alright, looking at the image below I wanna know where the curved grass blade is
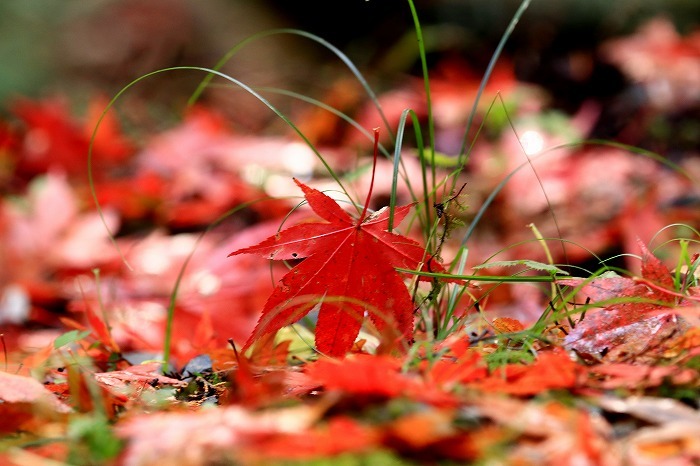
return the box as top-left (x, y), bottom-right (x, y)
top-left (161, 196), bottom-right (287, 371)
top-left (392, 109), bottom-right (424, 232)
top-left (252, 86), bottom-right (422, 225)
top-left (472, 260), bottom-right (569, 276)
top-left (88, 66), bottom-right (352, 267)
top-left (187, 28), bottom-right (395, 143)
top-left (457, 0), bottom-right (532, 166)
top-left (406, 0), bottom-right (437, 206)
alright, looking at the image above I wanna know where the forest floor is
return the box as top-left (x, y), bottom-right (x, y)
top-left (0, 9), bottom-right (699, 466)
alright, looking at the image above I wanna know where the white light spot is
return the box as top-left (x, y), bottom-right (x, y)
top-left (0, 284), bottom-right (30, 324)
top-left (192, 270), bottom-right (221, 296)
top-left (171, 234), bottom-right (198, 255)
top-left (282, 142), bottom-right (315, 178)
top-left (241, 164), bottom-right (266, 186)
top-left (520, 130), bottom-right (545, 155)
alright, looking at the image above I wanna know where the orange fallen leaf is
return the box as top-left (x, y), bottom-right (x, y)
top-left (475, 349), bottom-right (579, 395)
top-left (492, 317), bottom-right (526, 334)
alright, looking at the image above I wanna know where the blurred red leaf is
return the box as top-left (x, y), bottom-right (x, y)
top-left (304, 354), bottom-right (408, 397)
top-left (305, 354), bottom-right (408, 397)
top-left (0, 120), bottom-right (18, 154)
top-left (385, 409), bottom-right (477, 461)
top-left (0, 371), bottom-right (71, 433)
top-left (83, 96), bottom-right (135, 165)
top-left (230, 178), bottom-right (447, 357)
top-left (129, 106), bottom-right (294, 228)
top-left (301, 354), bottom-right (459, 407)
top-left (90, 171), bottom-right (165, 220)
top-left (84, 304), bottom-right (119, 353)
top-left (475, 349), bottom-right (579, 396)
top-left (11, 96), bottom-right (134, 178)
top-left (586, 362), bottom-right (698, 390)
top-left (601, 17), bottom-right (700, 111)
top-left (93, 362), bottom-right (186, 390)
top-left (255, 416), bottom-right (379, 461)
top-left (248, 331), bottom-right (291, 367)
top-left (117, 404), bottom-right (325, 465)
top-left (425, 350), bottom-right (488, 390)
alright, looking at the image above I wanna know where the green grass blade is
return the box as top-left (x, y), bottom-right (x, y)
top-left (188, 28), bottom-right (395, 143)
top-left (161, 196), bottom-right (285, 372)
top-left (458, 0), bottom-right (532, 165)
top-left (397, 268), bottom-right (573, 283)
top-left (406, 0), bottom-right (437, 207)
top-left (391, 109), bottom-right (424, 232)
top-left (89, 66), bottom-right (352, 264)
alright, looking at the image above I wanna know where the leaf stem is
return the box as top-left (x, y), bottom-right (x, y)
top-left (359, 128), bottom-right (380, 223)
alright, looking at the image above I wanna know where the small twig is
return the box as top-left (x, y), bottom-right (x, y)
top-left (581, 297), bottom-right (591, 322)
top-left (433, 182), bottom-right (467, 219)
top-left (1, 334), bottom-right (7, 372)
top-left (228, 338), bottom-right (241, 366)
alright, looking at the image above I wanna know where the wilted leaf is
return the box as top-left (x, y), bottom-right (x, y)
top-left (94, 362), bottom-right (187, 390)
top-left (564, 240), bottom-right (689, 361)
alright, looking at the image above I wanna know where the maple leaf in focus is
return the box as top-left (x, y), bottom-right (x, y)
top-left (230, 178), bottom-right (445, 357)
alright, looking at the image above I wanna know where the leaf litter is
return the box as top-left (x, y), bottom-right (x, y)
top-left (0, 11), bottom-right (699, 466)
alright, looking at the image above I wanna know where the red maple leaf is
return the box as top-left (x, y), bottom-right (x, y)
top-left (230, 177), bottom-right (444, 356)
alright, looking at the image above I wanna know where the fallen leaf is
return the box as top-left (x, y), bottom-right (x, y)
top-left (596, 395), bottom-right (700, 425)
top-left (0, 371), bottom-right (71, 433)
top-left (252, 416), bottom-right (379, 461)
top-left (304, 354), bottom-right (408, 397)
top-left (586, 363), bottom-right (698, 390)
top-left (425, 350), bottom-right (488, 390)
top-left (564, 240), bottom-right (689, 361)
top-left (94, 362), bottom-right (187, 390)
top-left (492, 317), bottom-right (526, 334)
top-left (475, 349), bottom-right (579, 395)
top-left (230, 178), bottom-right (447, 357)
top-left (625, 421), bottom-right (700, 464)
top-left (117, 404), bottom-right (324, 466)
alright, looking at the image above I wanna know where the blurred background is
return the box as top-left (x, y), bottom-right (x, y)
top-left (1, 0), bottom-right (699, 128)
